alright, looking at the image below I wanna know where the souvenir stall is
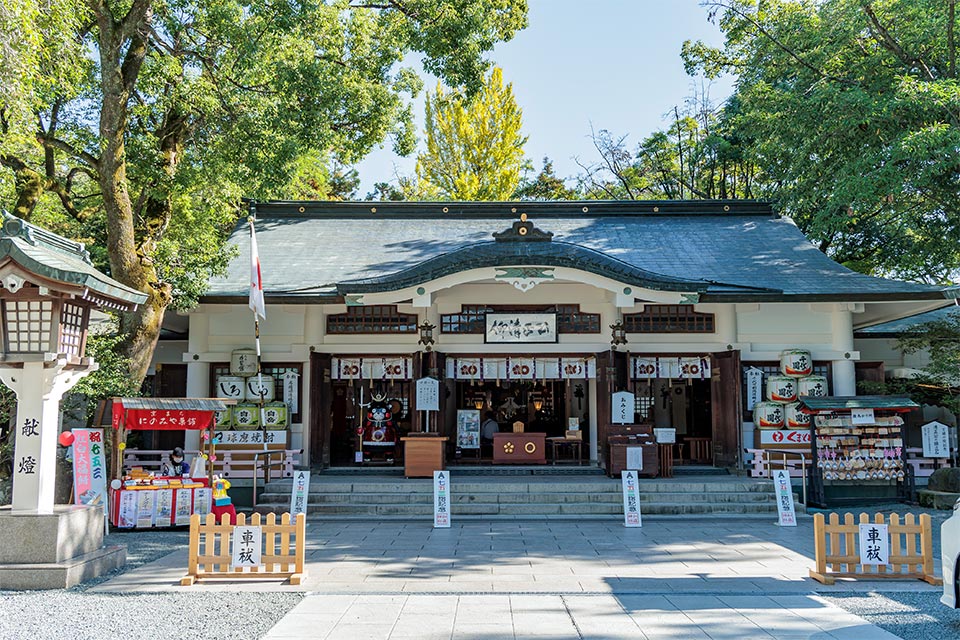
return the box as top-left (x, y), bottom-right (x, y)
top-left (798, 395), bottom-right (919, 508)
top-left (109, 397), bottom-right (230, 528)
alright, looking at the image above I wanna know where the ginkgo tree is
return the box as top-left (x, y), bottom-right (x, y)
top-left (414, 67), bottom-right (528, 200)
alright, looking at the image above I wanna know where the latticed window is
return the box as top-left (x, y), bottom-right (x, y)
top-left (623, 305), bottom-right (715, 333)
top-left (58, 301), bottom-right (88, 357)
top-left (326, 305), bottom-right (418, 334)
top-left (441, 304), bottom-right (600, 334)
top-left (555, 304), bottom-right (600, 333)
top-left (3, 299), bottom-right (54, 352)
top-left (441, 305), bottom-right (491, 333)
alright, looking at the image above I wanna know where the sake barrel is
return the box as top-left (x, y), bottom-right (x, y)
top-left (213, 407), bottom-right (233, 429)
top-left (784, 402), bottom-right (811, 428)
top-left (245, 375), bottom-right (275, 402)
top-left (753, 401), bottom-right (785, 428)
top-left (215, 376), bottom-right (246, 400)
top-left (798, 375), bottom-right (828, 398)
top-left (262, 401), bottom-right (288, 430)
top-left (233, 403), bottom-right (260, 430)
top-left (230, 348), bottom-right (258, 376)
top-left (780, 349), bottom-right (813, 377)
top-left (766, 375), bottom-right (797, 403)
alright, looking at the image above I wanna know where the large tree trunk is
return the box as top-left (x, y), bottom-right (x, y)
top-left (94, 3), bottom-right (168, 387)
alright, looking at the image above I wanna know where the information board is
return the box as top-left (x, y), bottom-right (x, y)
top-left (921, 421), bottom-right (951, 458)
top-left (416, 377), bottom-right (440, 411)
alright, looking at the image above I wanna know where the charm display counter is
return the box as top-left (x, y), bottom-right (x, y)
top-left (110, 475), bottom-right (212, 528)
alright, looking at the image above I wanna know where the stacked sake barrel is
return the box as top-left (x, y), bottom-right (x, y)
top-left (214, 348), bottom-right (288, 430)
top-left (753, 349), bottom-right (828, 430)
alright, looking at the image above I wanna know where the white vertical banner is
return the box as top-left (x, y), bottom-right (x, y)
top-left (859, 523), bottom-right (890, 565)
top-left (290, 470), bottom-right (311, 516)
top-left (193, 487), bottom-right (212, 517)
top-left (154, 489), bottom-right (174, 527)
top-left (433, 470), bottom-right (450, 528)
top-left (621, 470), bottom-right (642, 528)
top-left (136, 490), bottom-right (156, 528)
top-left (282, 370), bottom-right (300, 415)
top-left (745, 367), bottom-right (764, 411)
top-left (773, 470), bottom-right (797, 527)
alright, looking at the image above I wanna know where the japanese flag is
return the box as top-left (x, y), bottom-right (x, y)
top-left (248, 218), bottom-right (266, 320)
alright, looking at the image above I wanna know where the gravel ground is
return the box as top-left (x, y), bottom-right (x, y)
top-left (822, 592), bottom-right (960, 640)
top-left (0, 528), bottom-right (303, 640)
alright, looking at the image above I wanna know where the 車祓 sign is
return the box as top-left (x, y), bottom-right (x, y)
top-left (773, 470), bottom-right (797, 527)
top-left (921, 421), bottom-right (951, 458)
top-left (612, 391), bottom-right (635, 424)
top-left (416, 377), bottom-right (440, 412)
top-left (621, 470), bottom-right (642, 527)
top-left (485, 313), bottom-right (557, 343)
top-left (433, 471), bottom-right (450, 528)
top-left (859, 523), bottom-right (889, 565)
top-left (231, 526), bottom-right (263, 568)
top-left (290, 470), bottom-right (311, 516)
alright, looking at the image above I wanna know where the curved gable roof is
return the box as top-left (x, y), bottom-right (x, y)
top-left (204, 200), bottom-right (950, 303)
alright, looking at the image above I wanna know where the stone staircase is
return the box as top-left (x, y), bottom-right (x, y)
top-left (255, 473), bottom-right (790, 518)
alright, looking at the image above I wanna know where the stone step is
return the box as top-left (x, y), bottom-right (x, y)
top-left (257, 489), bottom-right (778, 506)
top-left (256, 501), bottom-right (781, 517)
top-left (262, 480), bottom-right (775, 495)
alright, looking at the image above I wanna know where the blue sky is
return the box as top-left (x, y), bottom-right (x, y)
top-left (354, 0), bottom-right (735, 194)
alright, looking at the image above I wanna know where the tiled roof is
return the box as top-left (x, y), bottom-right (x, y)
top-left (855, 305), bottom-right (959, 337)
top-left (204, 200), bottom-right (950, 303)
top-left (0, 213), bottom-right (147, 308)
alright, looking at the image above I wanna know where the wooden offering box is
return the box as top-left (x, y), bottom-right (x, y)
top-left (493, 432), bottom-right (547, 464)
top-left (607, 425), bottom-right (658, 478)
top-left (401, 435), bottom-right (448, 478)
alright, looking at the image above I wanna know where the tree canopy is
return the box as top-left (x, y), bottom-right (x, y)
top-left (683, 0), bottom-right (960, 281)
top-left (413, 66), bottom-right (527, 200)
top-left (0, 0), bottom-right (528, 384)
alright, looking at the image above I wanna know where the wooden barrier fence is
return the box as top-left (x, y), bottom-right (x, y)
top-left (809, 512), bottom-right (942, 586)
top-left (181, 512), bottom-right (306, 586)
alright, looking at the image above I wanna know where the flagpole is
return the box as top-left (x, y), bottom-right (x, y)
top-left (248, 216), bottom-right (268, 454)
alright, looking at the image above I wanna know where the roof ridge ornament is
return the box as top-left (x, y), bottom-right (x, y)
top-left (493, 213), bottom-right (553, 242)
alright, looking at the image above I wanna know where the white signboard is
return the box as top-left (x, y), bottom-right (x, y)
top-left (193, 488), bottom-right (212, 517)
top-left (612, 391), bottom-right (635, 424)
top-left (282, 370), bottom-right (300, 415)
top-left (416, 377), bottom-right (440, 412)
top-left (154, 489), bottom-right (174, 527)
top-left (626, 447), bottom-right (644, 471)
top-left (174, 488), bottom-right (193, 526)
top-left (921, 421), bottom-right (951, 458)
top-left (859, 523), bottom-right (890, 566)
top-left (654, 428), bottom-right (676, 444)
top-left (773, 470), bottom-right (797, 527)
top-left (214, 430), bottom-right (287, 445)
top-left (290, 470), bottom-right (311, 516)
top-left (135, 490), bottom-right (156, 528)
top-left (231, 526), bottom-right (263, 568)
top-left (621, 470), bottom-right (642, 527)
top-left (485, 312), bottom-right (558, 343)
top-left (745, 367), bottom-right (764, 411)
top-left (758, 429), bottom-right (811, 445)
top-left (851, 408), bottom-right (876, 425)
top-left (433, 470), bottom-right (450, 528)
top-left (117, 490), bottom-right (138, 528)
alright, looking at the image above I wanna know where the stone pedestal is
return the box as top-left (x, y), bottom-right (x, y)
top-left (0, 505), bottom-right (125, 589)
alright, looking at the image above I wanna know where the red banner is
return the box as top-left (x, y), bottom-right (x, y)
top-left (113, 408), bottom-right (214, 431)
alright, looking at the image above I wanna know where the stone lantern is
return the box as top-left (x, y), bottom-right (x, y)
top-left (0, 213), bottom-right (146, 588)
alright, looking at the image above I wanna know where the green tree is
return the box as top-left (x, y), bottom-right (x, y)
top-left (415, 67), bottom-right (528, 200)
top-left (683, 0), bottom-right (960, 281)
top-left (0, 0), bottom-right (528, 384)
top-left (514, 157), bottom-right (578, 200)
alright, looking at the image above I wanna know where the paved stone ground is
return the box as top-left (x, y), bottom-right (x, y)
top-left (89, 516), bottom-right (948, 638)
